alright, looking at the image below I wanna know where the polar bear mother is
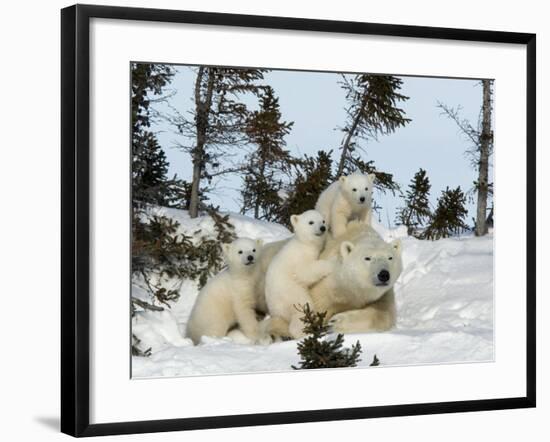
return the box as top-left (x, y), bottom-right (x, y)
top-left (266, 222), bottom-right (403, 339)
top-left (314, 223), bottom-right (403, 333)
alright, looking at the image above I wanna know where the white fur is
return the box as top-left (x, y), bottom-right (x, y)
top-left (252, 239), bottom-right (287, 314)
top-left (311, 226), bottom-right (404, 333)
top-left (186, 238), bottom-right (269, 345)
top-left (315, 172), bottom-right (375, 238)
top-left (265, 210), bottom-right (334, 339)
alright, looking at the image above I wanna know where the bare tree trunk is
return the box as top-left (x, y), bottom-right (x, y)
top-left (337, 93), bottom-right (368, 177)
top-left (475, 80), bottom-right (492, 236)
top-left (337, 112), bottom-right (361, 177)
top-left (189, 68), bottom-right (216, 218)
top-left (189, 153), bottom-right (202, 218)
top-left (253, 154), bottom-right (266, 219)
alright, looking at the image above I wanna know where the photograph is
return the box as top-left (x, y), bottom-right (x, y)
top-left (0, 0), bottom-right (542, 439)
top-left (130, 62), bottom-right (495, 378)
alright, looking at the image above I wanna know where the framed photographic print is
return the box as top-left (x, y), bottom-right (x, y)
top-left (61, 4), bottom-right (536, 437)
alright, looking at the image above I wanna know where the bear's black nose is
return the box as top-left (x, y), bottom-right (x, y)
top-left (378, 270), bottom-right (390, 282)
top-left (247, 255), bottom-right (254, 262)
top-left (360, 196), bottom-right (366, 203)
top-left (320, 225), bottom-right (326, 232)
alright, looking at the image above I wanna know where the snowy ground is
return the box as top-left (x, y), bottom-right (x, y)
top-left (132, 208), bottom-right (494, 378)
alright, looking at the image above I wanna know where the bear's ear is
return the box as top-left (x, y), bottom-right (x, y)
top-left (340, 241), bottom-right (355, 258)
top-left (339, 175), bottom-right (347, 184)
top-left (368, 173), bottom-right (376, 184)
top-left (255, 238), bottom-right (264, 248)
top-left (221, 243), bottom-right (231, 256)
top-left (290, 214), bottom-right (299, 228)
top-left (390, 239), bottom-right (402, 253)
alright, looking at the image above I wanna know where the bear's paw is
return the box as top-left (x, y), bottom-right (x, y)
top-left (328, 311), bottom-right (360, 333)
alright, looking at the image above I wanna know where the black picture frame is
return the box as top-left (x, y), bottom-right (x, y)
top-left (61, 3), bottom-right (536, 437)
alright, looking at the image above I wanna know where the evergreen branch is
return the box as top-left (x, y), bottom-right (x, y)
top-left (292, 304), bottom-right (363, 370)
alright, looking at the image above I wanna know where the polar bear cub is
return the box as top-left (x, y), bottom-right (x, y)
top-left (265, 210), bottom-right (334, 339)
top-left (186, 237), bottom-right (267, 345)
top-left (315, 172), bottom-right (375, 238)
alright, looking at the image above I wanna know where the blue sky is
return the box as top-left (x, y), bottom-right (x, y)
top-left (152, 66), bottom-right (490, 228)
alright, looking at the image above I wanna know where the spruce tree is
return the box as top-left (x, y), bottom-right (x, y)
top-left (396, 168), bottom-right (432, 237)
top-left (275, 150), bottom-right (334, 228)
top-left (292, 304), bottom-right (362, 370)
top-left (241, 86), bottom-right (294, 220)
top-left (132, 63), bottom-right (173, 133)
top-left (131, 63), bottom-right (185, 208)
top-left (422, 186), bottom-right (468, 240)
top-left (336, 74), bottom-right (410, 195)
top-left (132, 131), bottom-right (170, 205)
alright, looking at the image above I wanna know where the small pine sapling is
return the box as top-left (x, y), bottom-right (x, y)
top-left (292, 304), bottom-right (362, 370)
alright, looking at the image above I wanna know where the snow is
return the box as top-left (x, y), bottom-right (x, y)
top-left (146, 206), bottom-right (292, 244)
top-left (132, 209), bottom-right (493, 378)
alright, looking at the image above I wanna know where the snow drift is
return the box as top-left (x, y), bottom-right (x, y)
top-left (132, 207), bottom-right (493, 378)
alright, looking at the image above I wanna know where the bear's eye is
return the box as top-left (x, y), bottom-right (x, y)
top-left (352, 188), bottom-right (357, 192)
top-left (252, 249), bottom-right (256, 253)
top-left (309, 221), bottom-right (314, 225)
top-left (388, 257), bottom-right (393, 260)
top-left (238, 251), bottom-right (243, 254)
top-left (365, 187), bottom-right (368, 191)
top-left (365, 257), bottom-right (371, 261)
top-left (322, 220), bottom-right (326, 224)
